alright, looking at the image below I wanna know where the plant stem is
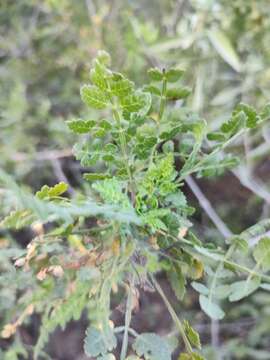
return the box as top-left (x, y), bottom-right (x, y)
top-left (158, 71), bottom-right (167, 121)
top-left (150, 274), bottom-right (193, 354)
top-left (178, 128), bottom-right (246, 182)
top-left (120, 275), bottom-right (135, 360)
top-left (149, 73), bottom-right (167, 165)
top-left (106, 78), bottom-right (135, 201)
top-left (157, 230), bottom-right (270, 282)
top-left (112, 107), bottom-right (136, 203)
top-left (209, 244), bottom-right (235, 303)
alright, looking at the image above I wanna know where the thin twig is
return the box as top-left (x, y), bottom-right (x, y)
top-left (184, 175), bottom-right (232, 356)
top-left (120, 275), bottom-right (135, 360)
top-left (232, 168), bottom-right (270, 204)
top-left (150, 274), bottom-right (193, 354)
top-left (185, 175), bottom-right (232, 239)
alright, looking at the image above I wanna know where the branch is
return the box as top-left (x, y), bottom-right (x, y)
top-left (232, 167), bottom-right (270, 204)
top-left (185, 175), bottom-right (232, 239)
top-left (10, 149), bottom-right (73, 162)
top-left (50, 158), bottom-right (75, 196)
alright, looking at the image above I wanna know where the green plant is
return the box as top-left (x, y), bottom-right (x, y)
top-left (1, 50), bottom-right (270, 360)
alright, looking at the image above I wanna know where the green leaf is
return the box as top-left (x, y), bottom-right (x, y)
top-left (81, 85), bottom-right (108, 109)
top-left (73, 142), bottom-right (97, 166)
top-left (253, 237), bottom-right (270, 271)
top-left (141, 209), bottom-right (169, 231)
top-left (73, 141), bottom-right (116, 167)
top-left (36, 182), bottom-right (68, 200)
top-left (148, 67), bottom-right (163, 81)
top-left (207, 132), bottom-right (226, 142)
top-left (0, 209), bottom-right (34, 230)
top-left (121, 90), bottom-right (151, 118)
top-left (234, 103), bottom-right (260, 128)
top-left (199, 295), bottom-right (225, 320)
top-left (221, 111), bottom-right (246, 134)
top-left (260, 283), bottom-right (270, 291)
top-left (208, 29), bottom-right (241, 72)
top-left (179, 353), bottom-right (205, 360)
top-left (83, 173), bottom-right (111, 181)
top-left (67, 119), bottom-right (95, 134)
top-left (214, 285), bottom-right (231, 300)
top-left (165, 69), bottom-right (185, 83)
top-left (167, 264), bottom-right (186, 300)
top-left (90, 59), bottom-right (108, 90)
top-left (166, 88), bottom-right (190, 100)
top-left (93, 178), bottom-right (131, 208)
top-left (84, 327), bottom-right (117, 357)
top-left (197, 153), bottom-right (239, 177)
top-left (231, 236), bottom-right (249, 253)
top-left (183, 320), bottom-right (201, 350)
top-left (48, 182), bottom-right (68, 197)
top-left (260, 103), bottom-right (270, 122)
top-left (191, 282), bottom-right (209, 296)
top-left (229, 277), bottom-right (261, 302)
top-left (145, 85), bottom-right (161, 96)
top-left (110, 77), bottom-right (134, 98)
top-left (96, 50), bottom-right (111, 65)
top-left (133, 333), bottom-right (172, 360)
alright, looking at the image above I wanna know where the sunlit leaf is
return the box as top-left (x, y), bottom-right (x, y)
top-left (67, 119), bottom-right (95, 134)
top-left (36, 182), bottom-right (68, 199)
top-left (148, 68), bottom-right (163, 81)
top-left (81, 85), bottom-right (108, 109)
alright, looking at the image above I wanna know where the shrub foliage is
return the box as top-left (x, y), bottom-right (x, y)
top-left (1, 51), bottom-right (270, 359)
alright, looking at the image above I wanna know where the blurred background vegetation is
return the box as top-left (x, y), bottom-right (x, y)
top-left (1, 0), bottom-right (270, 359)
